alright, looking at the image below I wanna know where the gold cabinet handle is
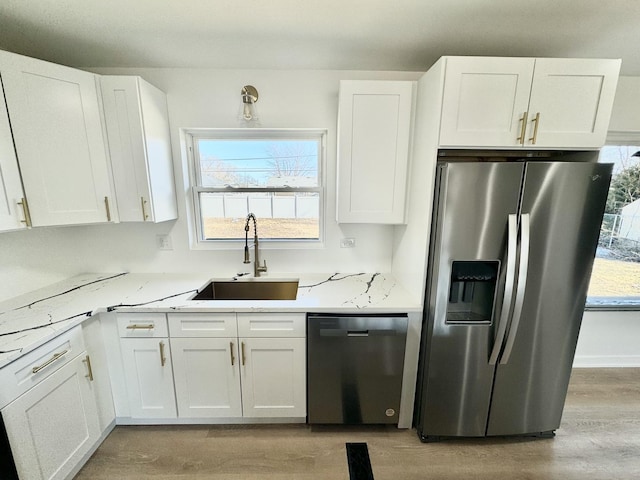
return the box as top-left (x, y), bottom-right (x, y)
top-left (104, 196), bottom-right (111, 222)
top-left (517, 112), bottom-right (528, 146)
top-left (241, 341), bottom-right (246, 366)
top-left (83, 354), bottom-right (94, 381)
top-left (529, 112), bottom-right (540, 145)
top-left (159, 341), bottom-right (166, 367)
top-left (17, 197), bottom-right (32, 227)
top-left (141, 197), bottom-right (149, 221)
top-left (126, 324), bottom-right (155, 330)
top-left (32, 349), bottom-right (69, 374)
top-left (230, 341), bottom-right (235, 366)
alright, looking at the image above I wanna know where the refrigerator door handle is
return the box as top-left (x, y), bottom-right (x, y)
top-left (489, 214), bottom-right (518, 365)
top-left (500, 213), bottom-right (531, 365)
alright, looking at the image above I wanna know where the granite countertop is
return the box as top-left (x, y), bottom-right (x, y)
top-left (0, 272), bottom-right (421, 369)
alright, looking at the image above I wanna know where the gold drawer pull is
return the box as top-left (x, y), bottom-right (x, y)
top-left (17, 198), bottom-right (32, 227)
top-left (241, 342), bottom-right (246, 366)
top-left (529, 112), bottom-right (540, 144)
top-left (32, 349), bottom-right (69, 374)
top-left (230, 341), bottom-right (235, 366)
top-left (126, 324), bottom-right (155, 330)
top-left (104, 196), bottom-right (112, 222)
top-left (141, 197), bottom-right (149, 221)
top-left (516, 111), bottom-right (528, 146)
top-left (83, 355), bottom-right (94, 381)
top-left (159, 341), bottom-right (167, 367)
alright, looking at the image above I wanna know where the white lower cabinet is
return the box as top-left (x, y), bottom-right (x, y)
top-left (239, 337), bottom-right (306, 418)
top-left (2, 353), bottom-right (100, 480)
top-left (113, 312), bottom-right (306, 422)
top-left (120, 337), bottom-right (177, 419)
top-left (171, 337), bottom-right (242, 418)
top-left (168, 312), bottom-right (306, 421)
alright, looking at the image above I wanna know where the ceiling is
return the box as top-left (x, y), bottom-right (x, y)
top-left (1, 0), bottom-right (640, 74)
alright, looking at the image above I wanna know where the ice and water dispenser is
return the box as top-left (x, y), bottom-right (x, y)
top-left (446, 261), bottom-right (499, 324)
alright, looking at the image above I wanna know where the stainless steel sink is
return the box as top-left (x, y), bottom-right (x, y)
top-left (191, 279), bottom-right (299, 301)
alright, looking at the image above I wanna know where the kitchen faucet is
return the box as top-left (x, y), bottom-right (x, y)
top-left (243, 213), bottom-right (267, 277)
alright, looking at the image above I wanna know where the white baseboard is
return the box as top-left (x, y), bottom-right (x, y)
top-left (573, 355), bottom-right (640, 368)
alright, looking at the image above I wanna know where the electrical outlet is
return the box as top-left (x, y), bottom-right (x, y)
top-left (340, 237), bottom-right (356, 248)
top-left (157, 234), bottom-right (173, 250)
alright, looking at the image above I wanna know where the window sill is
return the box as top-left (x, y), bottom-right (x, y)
top-left (585, 297), bottom-right (640, 311)
top-left (190, 239), bottom-right (325, 251)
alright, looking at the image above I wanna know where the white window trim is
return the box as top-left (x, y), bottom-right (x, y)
top-left (586, 131), bottom-right (640, 310)
top-left (184, 128), bottom-right (327, 250)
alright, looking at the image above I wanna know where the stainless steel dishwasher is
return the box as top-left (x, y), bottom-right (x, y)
top-left (307, 313), bottom-right (408, 424)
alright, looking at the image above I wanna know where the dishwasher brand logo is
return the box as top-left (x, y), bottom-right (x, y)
top-left (385, 409), bottom-right (395, 417)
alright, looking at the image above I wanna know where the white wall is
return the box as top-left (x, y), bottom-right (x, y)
top-left (574, 310), bottom-right (640, 367)
top-left (572, 76), bottom-right (640, 367)
top-left (607, 76), bottom-right (640, 132)
top-left (0, 68), bottom-right (420, 302)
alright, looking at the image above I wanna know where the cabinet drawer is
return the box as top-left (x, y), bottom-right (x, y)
top-left (0, 325), bottom-right (85, 409)
top-left (117, 313), bottom-right (168, 337)
top-left (237, 313), bottom-right (306, 338)
top-left (168, 313), bottom-right (237, 338)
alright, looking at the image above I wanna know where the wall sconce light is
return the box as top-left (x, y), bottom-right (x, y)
top-left (238, 85), bottom-right (260, 126)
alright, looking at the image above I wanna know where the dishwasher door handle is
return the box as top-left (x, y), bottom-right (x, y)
top-left (318, 328), bottom-right (398, 337)
top-left (347, 330), bottom-right (369, 337)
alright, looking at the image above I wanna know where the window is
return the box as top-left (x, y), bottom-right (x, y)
top-left (588, 139), bottom-right (640, 308)
top-left (188, 129), bottom-right (324, 244)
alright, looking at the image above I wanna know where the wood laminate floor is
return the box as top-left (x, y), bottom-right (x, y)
top-left (75, 368), bottom-right (640, 480)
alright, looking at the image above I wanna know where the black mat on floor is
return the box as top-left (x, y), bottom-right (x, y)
top-left (346, 442), bottom-right (374, 480)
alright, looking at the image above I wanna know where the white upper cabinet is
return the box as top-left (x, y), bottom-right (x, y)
top-left (0, 76), bottom-right (27, 231)
top-left (337, 80), bottom-right (414, 224)
top-left (439, 57), bottom-right (534, 147)
top-left (438, 56), bottom-right (621, 149)
top-left (526, 58), bottom-right (621, 148)
top-left (0, 50), bottom-right (115, 226)
top-left (100, 76), bottom-right (177, 222)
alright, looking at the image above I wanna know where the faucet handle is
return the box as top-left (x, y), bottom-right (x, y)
top-left (257, 260), bottom-right (267, 273)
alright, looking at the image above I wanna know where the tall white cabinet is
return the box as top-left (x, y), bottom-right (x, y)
top-left (100, 76), bottom-right (177, 223)
top-left (438, 56), bottom-right (621, 149)
top-left (0, 50), bottom-right (115, 226)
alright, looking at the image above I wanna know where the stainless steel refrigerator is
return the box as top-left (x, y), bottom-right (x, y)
top-left (414, 157), bottom-right (612, 442)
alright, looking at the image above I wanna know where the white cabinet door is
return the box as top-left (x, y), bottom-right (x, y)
top-left (337, 80), bottom-right (414, 224)
top-left (171, 337), bottom-right (242, 418)
top-left (526, 58), bottom-right (621, 148)
top-left (2, 354), bottom-right (100, 480)
top-left (0, 51), bottom-right (113, 226)
top-left (82, 316), bottom-right (116, 433)
top-left (0, 77), bottom-right (27, 231)
top-left (101, 76), bottom-right (177, 223)
top-left (120, 338), bottom-right (177, 418)
top-left (438, 56), bottom-right (621, 149)
top-left (439, 56), bottom-right (535, 147)
top-left (240, 337), bottom-right (306, 418)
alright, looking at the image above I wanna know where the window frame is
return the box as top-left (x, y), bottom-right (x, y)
top-left (185, 128), bottom-right (326, 249)
top-left (586, 131), bottom-right (640, 311)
